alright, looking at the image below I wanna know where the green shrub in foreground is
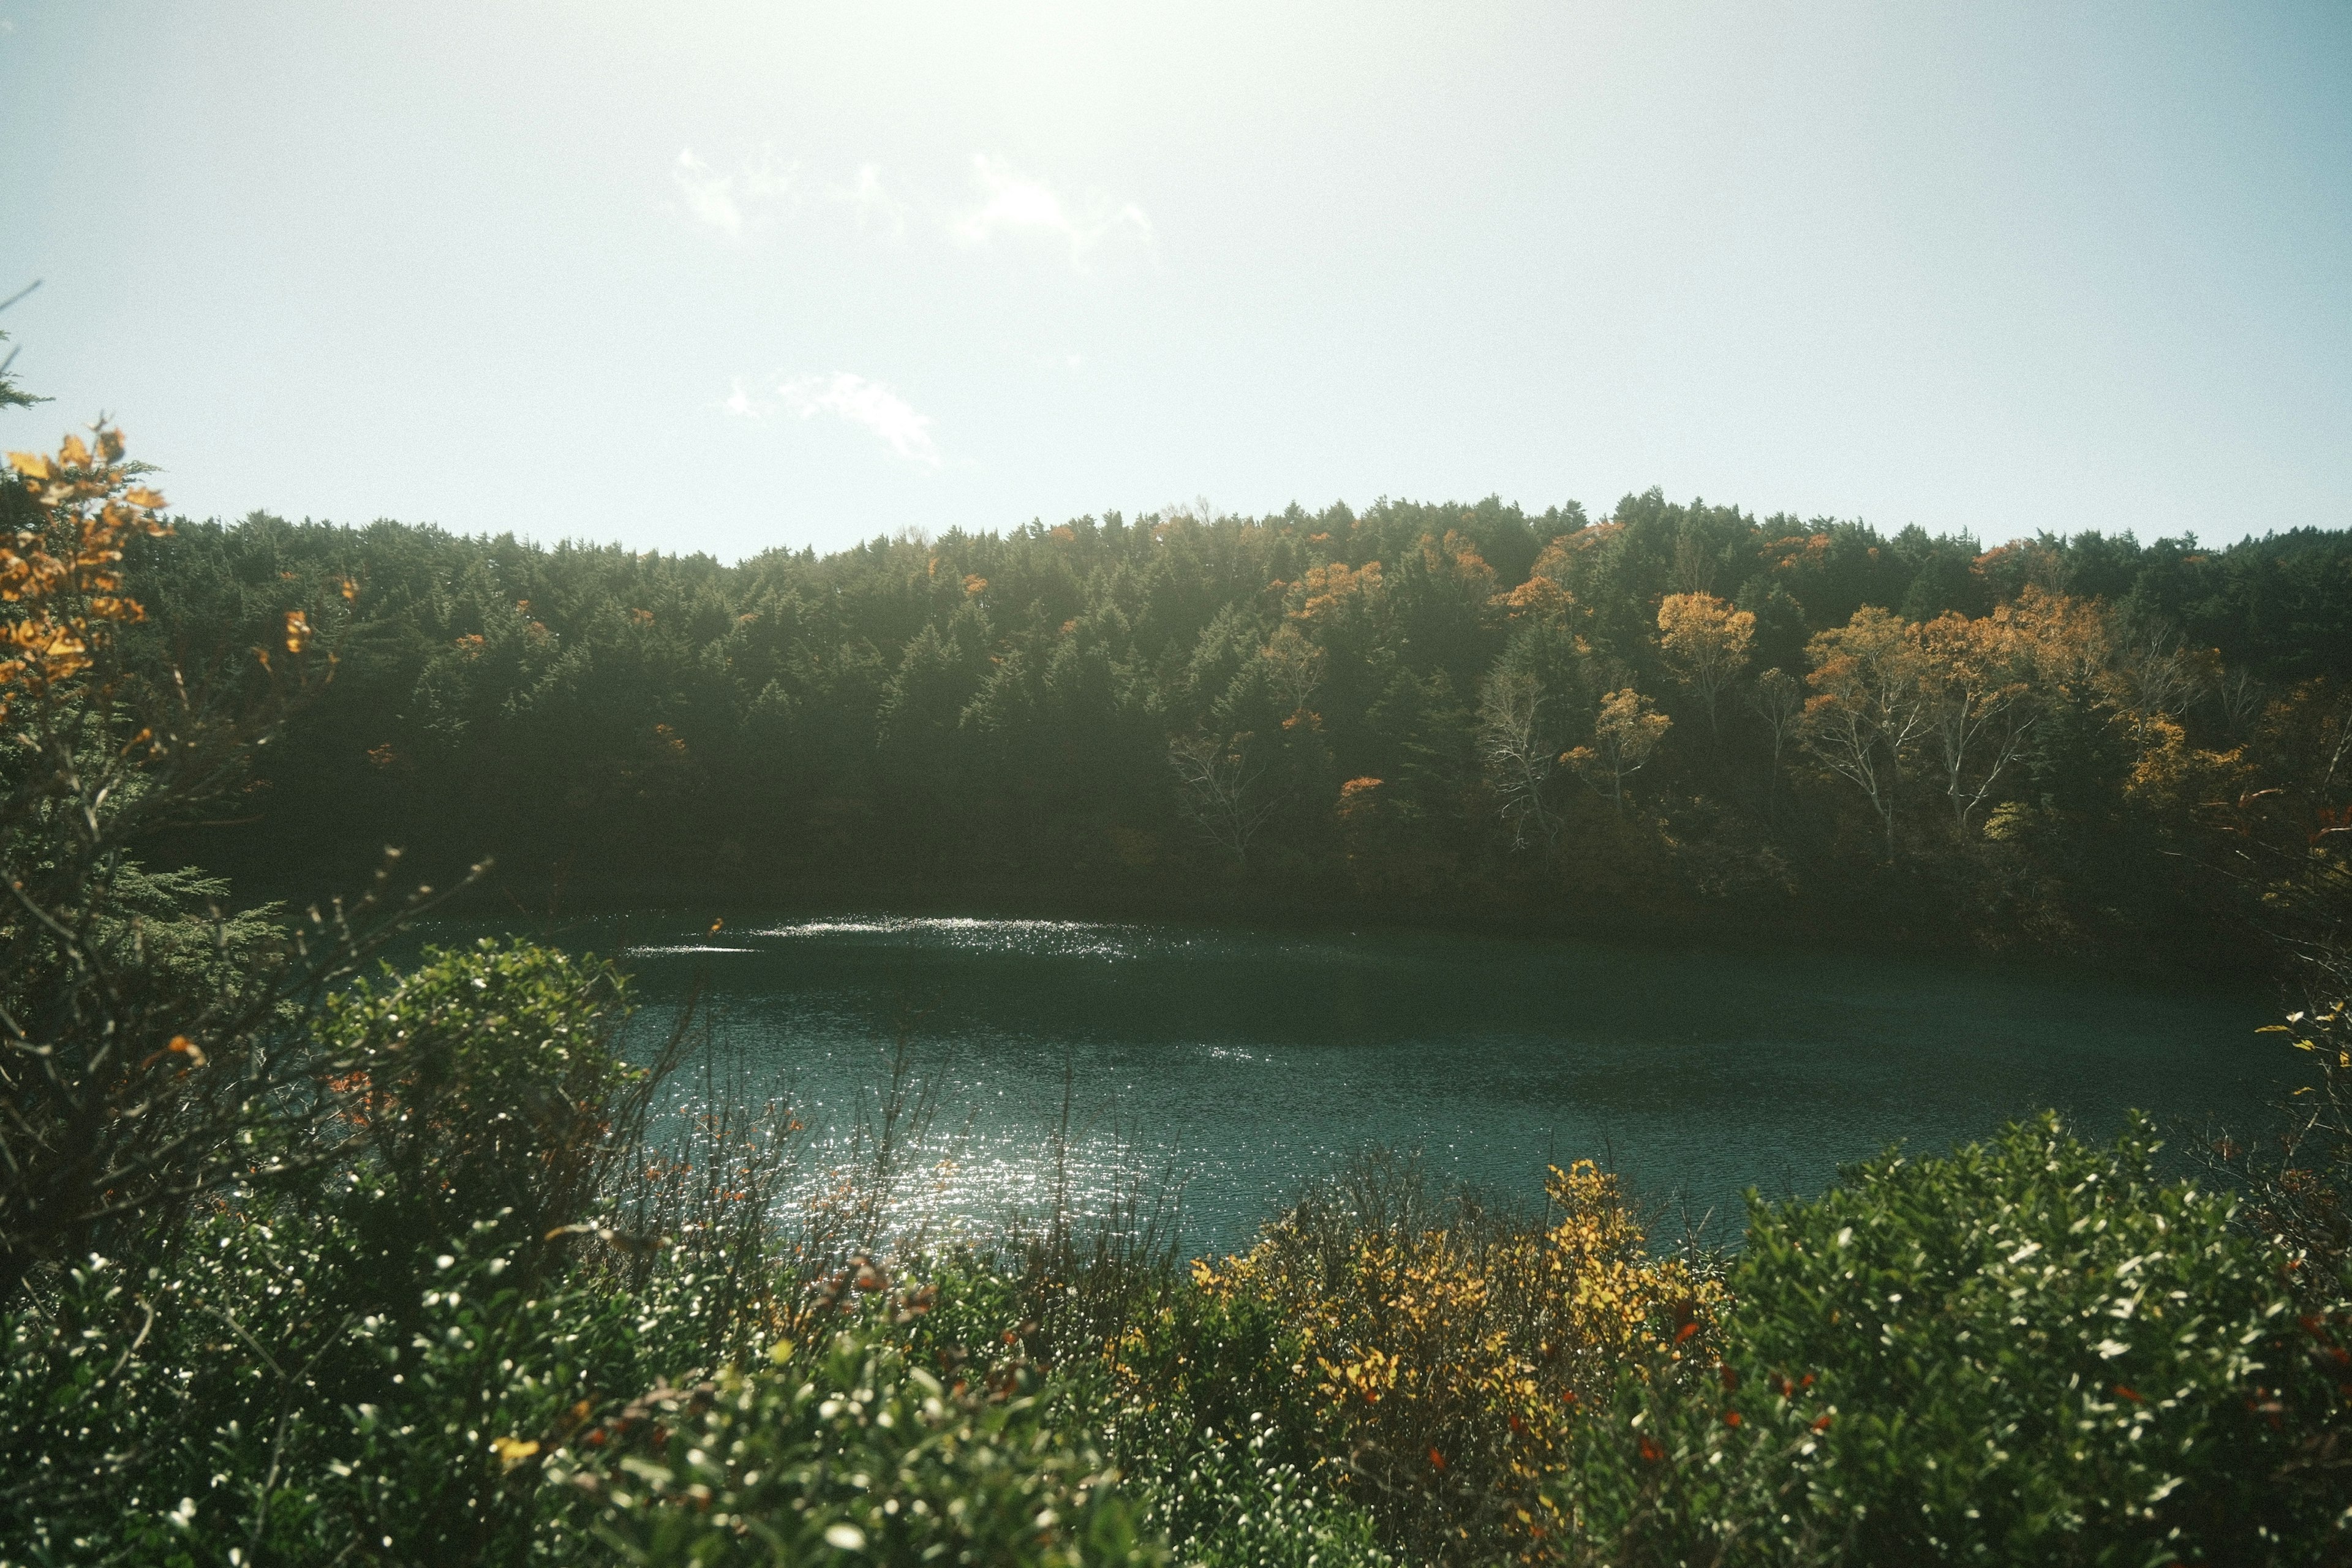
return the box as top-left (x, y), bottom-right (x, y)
top-left (0, 1196), bottom-right (651, 1566)
top-left (908, 1253), bottom-right (1390, 1568)
top-left (552, 1301), bottom-right (1159, 1567)
top-left (1561, 1114), bottom-right (2352, 1566)
top-left (1125, 1414), bottom-right (1394, 1568)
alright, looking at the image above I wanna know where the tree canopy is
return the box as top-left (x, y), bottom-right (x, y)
top-left (113, 487), bottom-right (2352, 970)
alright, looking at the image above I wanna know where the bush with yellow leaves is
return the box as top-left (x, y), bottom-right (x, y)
top-left (1176, 1151), bottom-right (1721, 1566)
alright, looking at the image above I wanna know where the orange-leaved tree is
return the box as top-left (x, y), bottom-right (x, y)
top-left (0, 415), bottom-right (435, 1302)
top-left (1656, 591), bottom-right (1754, 744)
top-left (1570, 687), bottom-right (1672, 815)
top-left (1, 425), bottom-right (171, 717)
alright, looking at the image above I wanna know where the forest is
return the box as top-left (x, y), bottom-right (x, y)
top-left (105, 480), bottom-right (2352, 974)
top-left (6, 358), bottom-right (2352, 1565)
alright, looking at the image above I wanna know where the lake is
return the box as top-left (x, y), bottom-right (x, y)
top-left (451, 912), bottom-right (2293, 1255)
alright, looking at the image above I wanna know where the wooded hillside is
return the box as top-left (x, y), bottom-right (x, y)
top-left (121, 489), bottom-right (2352, 967)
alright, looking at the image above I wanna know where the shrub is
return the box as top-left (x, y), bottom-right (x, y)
top-left (0, 936), bottom-right (684, 1566)
top-left (0, 420), bottom-right (377, 1308)
top-left (1558, 1114), bottom-right (2352, 1566)
top-left (0, 1189), bottom-right (664, 1566)
top-left (1128, 1414), bottom-right (1393, 1568)
top-left (1189, 1152), bottom-right (1722, 1564)
top-left (318, 937), bottom-right (652, 1273)
top-left (554, 1293), bottom-right (1159, 1567)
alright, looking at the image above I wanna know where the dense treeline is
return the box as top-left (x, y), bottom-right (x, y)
top-left (130, 491), bottom-right (2352, 968)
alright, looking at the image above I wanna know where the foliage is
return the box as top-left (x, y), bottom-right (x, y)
top-left (0, 420), bottom-right (412, 1305)
top-left (1128, 1415), bottom-right (1394, 1568)
top-left (1574, 688), bottom-right (1673, 813)
top-left (1186, 1154), bottom-right (1722, 1564)
top-left (556, 1294), bottom-right (1159, 1568)
top-left (318, 937), bottom-right (653, 1267)
top-left (112, 491), bottom-right (2352, 971)
top-left (1557, 1115), bottom-right (2352, 1565)
top-left (1, 424), bottom-right (172, 710)
top-left (0, 1176), bottom-right (644, 1564)
top-left (1657, 592), bottom-right (1754, 741)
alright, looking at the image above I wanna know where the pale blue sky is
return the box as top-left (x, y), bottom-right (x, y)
top-left (2, 2), bottom-right (2346, 558)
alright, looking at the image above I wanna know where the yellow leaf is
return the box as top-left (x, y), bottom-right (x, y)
top-left (489, 1436), bottom-right (540, 1469)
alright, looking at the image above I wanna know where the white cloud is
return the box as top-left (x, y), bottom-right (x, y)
top-left (673, 148), bottom-right (797, 237)
top-left (955, 154), bottom-right (1150, 266)
top-left (723, 376), bottom-right (767, 419)
top-left (737, 372), bottom-right (939, 466)
top-left (837, 163), bottom-right (911, 240)
top-left (669, 147), bottom-right (1150, 269)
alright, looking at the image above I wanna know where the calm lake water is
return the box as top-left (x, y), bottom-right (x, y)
top-left (448, 913), bottom-right (2291, 1255)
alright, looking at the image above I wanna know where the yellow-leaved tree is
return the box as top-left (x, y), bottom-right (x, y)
top-left (1656, 591), bottom-right (1754, 744)
top-left (1801, 606), bottom-right (1933, 861)
top-left (1570, 687), bottom-right (1672, 814)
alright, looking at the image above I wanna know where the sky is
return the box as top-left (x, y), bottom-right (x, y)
top-left (1, 1), bottom-right (2346, 560)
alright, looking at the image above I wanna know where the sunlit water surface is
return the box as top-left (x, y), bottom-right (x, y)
top-left (429, 914), bottom-right (2288, 1255)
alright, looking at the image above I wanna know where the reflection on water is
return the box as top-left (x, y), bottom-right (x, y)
top-left (435, 912), bottom-right (2291, 1254)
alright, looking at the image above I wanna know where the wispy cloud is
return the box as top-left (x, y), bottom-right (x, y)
top-left (673, 148), bottom-right (797, 236)
top-left (837, 163), bottom-right (911, 240)
top-left (954, 155), bottom-right (1152, 266)
top-left (670, 146), bottom-right (1148, 271)
top-left (730, 372), bottom-right (940, 466)
top-left (723, 377), bottom-right (767, 420)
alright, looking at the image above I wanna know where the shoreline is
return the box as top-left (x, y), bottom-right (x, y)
top-left (359, 865), bottom-right (2282, 1008)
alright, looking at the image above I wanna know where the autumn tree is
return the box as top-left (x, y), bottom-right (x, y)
top-left (0, 420), bottom-right (423, 1300)
top-left (1802, 606), bottom-right (1932, 860)
top-left (1919, 611), bottom-right (2037, 837)
top-left (2115, 618), bottom-right (2217, 747)
top-left (1477, 669), bottom-right (1561, 848)
top-left (1491, 563), bottom-right (1577, 628)
top-left (1259, 621), bottom-right (1325, 718)
top-left (1656, 590), bottom-right (1755, 742)
top-left (1570, 687), bottom-right (1670, 814)
top-left (2005, 585), bottom-right (2113, 693)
